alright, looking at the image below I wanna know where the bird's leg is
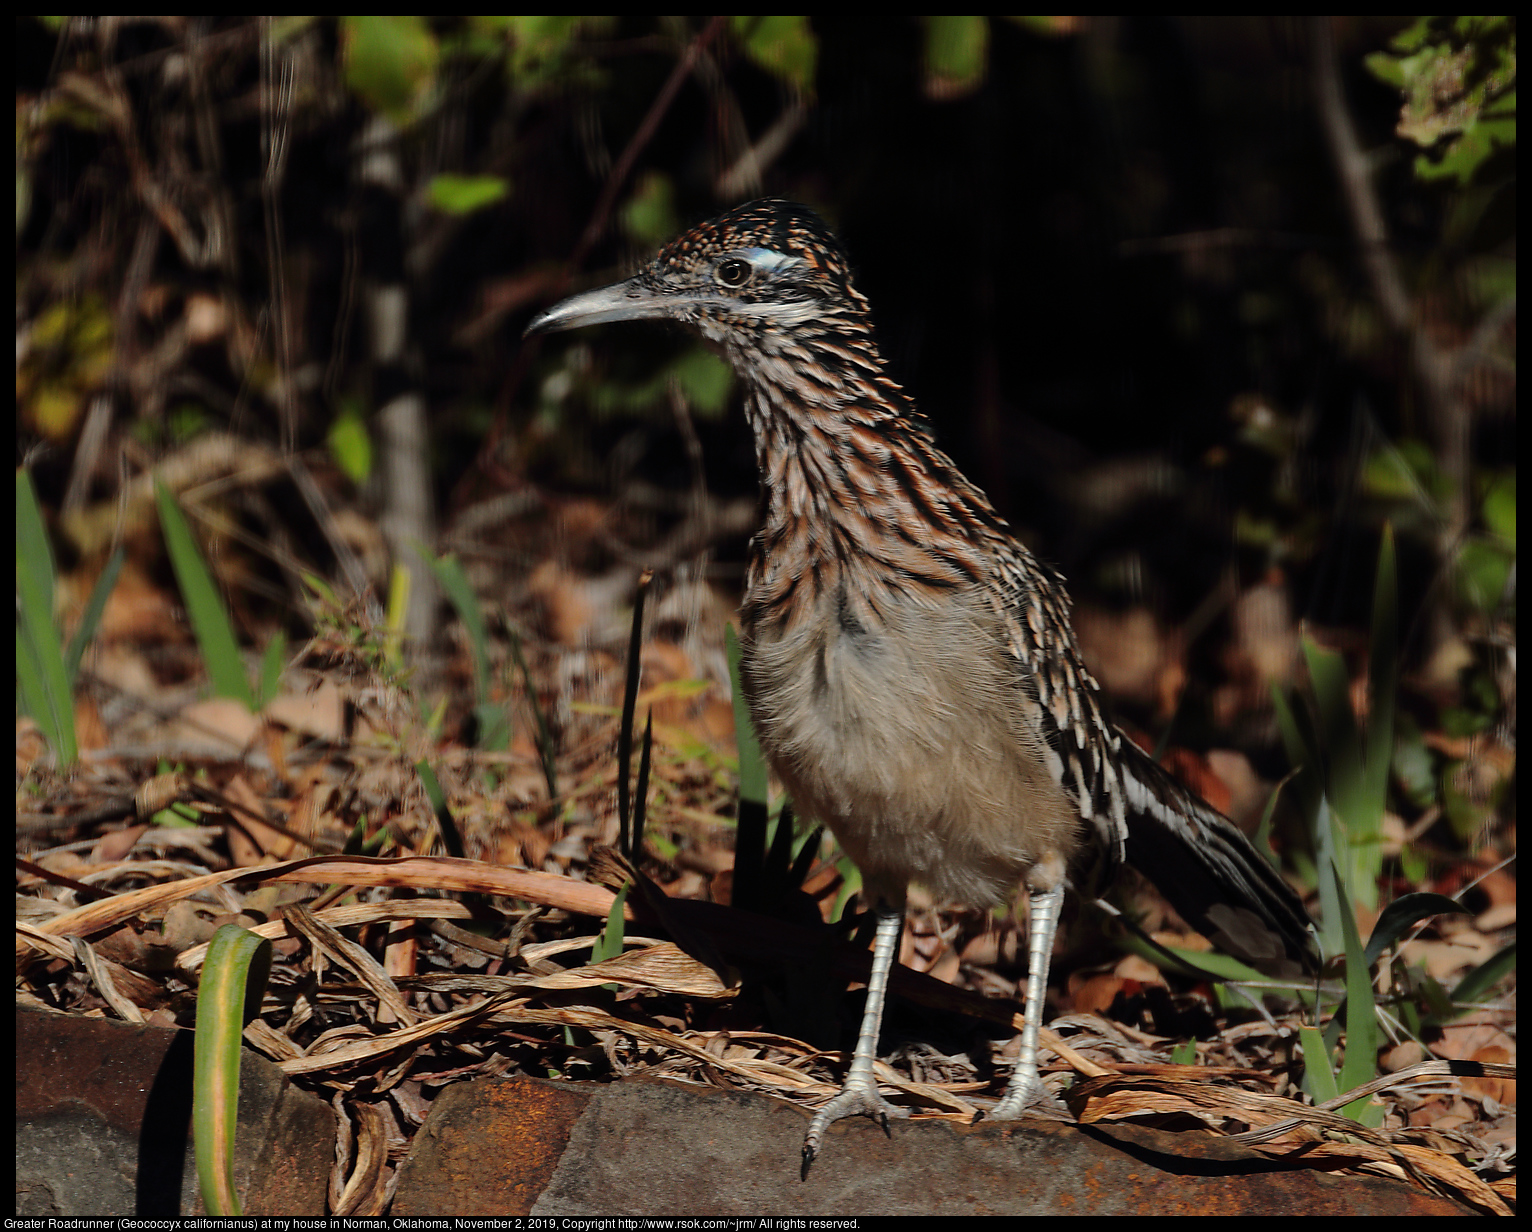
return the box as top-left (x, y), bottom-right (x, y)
top-left (988, 879), bottom-right (1065, 1120)
top-left (802, 900), bottom-right (910, 1175)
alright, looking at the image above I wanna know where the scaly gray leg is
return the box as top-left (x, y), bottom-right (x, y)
top-left (988, 881), bottom-right (1064, 1119)
top-left (801, 903), bottom-right (909, 1175)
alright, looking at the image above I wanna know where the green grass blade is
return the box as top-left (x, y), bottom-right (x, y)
top-left (384, 561), bottom-right (409, 673)
top-left (257, 628), bottom-right (287, 709)
top-left (787, 820), bottom-right (824, 891)
top-left (422, 551), bottom-right (499, 745)
top-left (1310, 797), bottom-right (1344, 958)
top-left (1330, 860), bottom-right (1382, 1124)
top-left (427, 549), bottom-right (509, 747)
top-left (1449, 940), bottom-right (1516, 1011)
top-left (1364, 525), bottom-right (1399, 814)
top-left (17, 613), bottom-right (76, 765)
top-left (1301, 636), bottom-right (1366, 825)
top-left (154, 481), bottom-right (254, 709)
top-left (1363, 892), bottom-right (1468, 969)
top-left (1298, 1024), bottom-right (1340, 1104)
top-left (726, 624), bottom-right (770, 912)
top-left (193, 924), bottom-right (273, 1216)
top-left (765, 797), bottom-right (797, 901)
top-left (593, 881), bottom-right (629, 966)
top-left (593, 880), bottom-right (630, 992)
top-left (1271, 684), bottom-right (1322, 825)
top-left (16, 470), bottom-right (76, 763)
top-left (724, 624), bottom-right (768, 805)
top-left (16, 470), bottom-right (57, 632)
top-left (64, 545), bottom-right (125, 684)
top-left (429, 550), bottom-right (490, 693)
top-left (415, 759), bottom-right (465, 859)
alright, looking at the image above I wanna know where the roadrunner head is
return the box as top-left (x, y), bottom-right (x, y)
top-left (525, 199), bottom-right (875, 347)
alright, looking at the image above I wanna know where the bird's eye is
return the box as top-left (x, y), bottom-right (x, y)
top-left (716, 258), bottom-right (751, 287)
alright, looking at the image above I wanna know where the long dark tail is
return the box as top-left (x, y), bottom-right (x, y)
top-left (1116, 740), bottom-right (1317, 977)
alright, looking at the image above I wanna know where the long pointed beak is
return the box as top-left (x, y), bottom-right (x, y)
top-left (524, 275), bottom-right (679, 337)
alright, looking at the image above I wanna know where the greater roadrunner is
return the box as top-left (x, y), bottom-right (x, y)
top-left (526, 199), bottom-right (1316, 1171)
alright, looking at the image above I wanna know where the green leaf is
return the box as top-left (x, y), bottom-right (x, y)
top-left (501, 15), bottom-right (607, 82)
top-left (731, 16), bottom-right (817, 93)
top-left (427, 173), bottom-right (510, 216)
top-left (1154, 946), bottom-right (1272, 983)
top-left (1362, 440), bottom-right (1437, 505)
top-left (472, 700), bottom-right (511, 752)
top-left (257, 630), bottom-right (287, 710)
top-left (326, 400), bottom-right (373, 485)
top-left (1298, 1024), bottom-right (1339, 1104)
top-left (155, 481), bottom-right (255, 710)
top-left (1454, 538), bottom-right (1514, 613)
top-left (1397, 842), bottom-right (1430, 888)
top-left (384, 561), bottom-right (409, 674)
top-left (415, 758), bottom-right (465, 859)
top-left (1480, 473), bottom-right (1516, 544)
top-left (669, 347), bottom-right (734, 416)
top-left (341, 15), bottom-right (440, 123)
top-left (1450, 941), bottom-right (1516, 1009)
top-left (422, 550), bottom-right (493, 709)
top-left (1289, 527), bottom-right (1399, 918)
top-left (1365, 16), bottom-right (1517, 186)
top-left (621, 171), bottom-right (678, 248)
top-left (594, 880), bottom-right (629, 991)
top-left (16, 469), bottom-right (76, 764)
top-left (1441, 765), bottom-right (1493, 840)
top-left (922, 16), bottom-right (989, 97)
top-left (1363, 526), bottom-right (1398, 839)
top-left (63, 545), bottom-right (124, 685)
top-left (1391, 715), bottom-right (1436, 809)
top-left (194, 924), bottom-right (273, 1216)
top-left (1363, 892), bottom-right (1470, 969)
top-left (726, 624), bottom-right (770, 914)
top-left (725, 625), bottom-right (768, 807)
top-left (167, 402), bottom-right (211, 444)
top-left (1300, 637), bottom-right (1376, 894)
top-left (1363, 49), bottom-right (1405, 89)
top-left (587, 345), bottom-right (736, 421)
top-left (1332, 862), bottom-right (1383, 1124)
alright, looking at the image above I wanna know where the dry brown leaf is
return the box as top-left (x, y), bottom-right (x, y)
top-left (18, 854), bottom-right (623, 968)
top-left (333, 1102), bottom-right (391, 1217)
top-left (521, 942), bottom-right (731, 998)
top-left (223, 774), bottom-right (304, 861)
top-left (264, 679), bottom-right (347, 741)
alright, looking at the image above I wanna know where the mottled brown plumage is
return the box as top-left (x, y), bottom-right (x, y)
top-left (527, 199), bottom-right (1314, 1171)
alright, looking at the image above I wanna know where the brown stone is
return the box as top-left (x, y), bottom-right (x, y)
top-left (15, 1003), bottom-right (333, 1215)
top-left (391, 1074), bottom-right (1471, 1215)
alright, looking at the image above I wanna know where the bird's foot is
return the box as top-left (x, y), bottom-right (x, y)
top-left (985, 1065), bottom-right (1068, 1121)
top-left (801, 1075), bottom-right (909, 1178)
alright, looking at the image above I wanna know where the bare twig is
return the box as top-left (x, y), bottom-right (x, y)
top-left (569, 15), bottom-right (729, 271)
